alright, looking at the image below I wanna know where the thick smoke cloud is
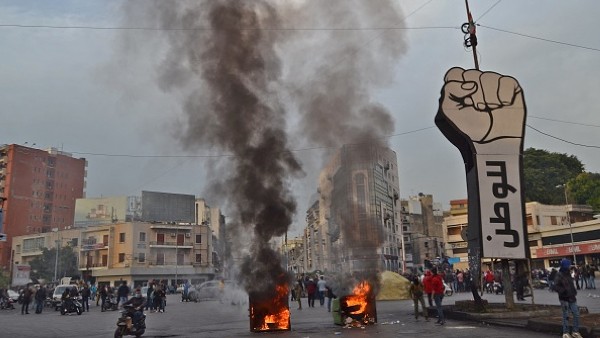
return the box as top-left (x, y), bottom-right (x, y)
top-left (121, 0), bottom-right (407, 293)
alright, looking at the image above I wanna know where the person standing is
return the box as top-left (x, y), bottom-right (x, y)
top-left (117, 281), bottom-right (130, 308)
top-left (317, 276), bottom-right (327, 307)
top-left (554, 258), bottom-right (583, 338)
top-left (325, 285), bottom-right (336, 312)
top-left (34, 284), bottom-right (46, 314)
top-left (99, 285), bottom-right (108, 312)
top-left (409, 276), bottom-right (428, 321)
top-left (294, 281), bottom-right (303, 310)
top-left (81, 284), bottom-right (91, 312)
top-left (21, 284), bottom-right (32, 315)
top-left (305, 278), bottom-right (317, 308)
top-left (146, 283), bottom-right (155, 311)
top-left (431, 268), bottom-right (445, 325)
top-left (423, 270), bottom-right (433, 307)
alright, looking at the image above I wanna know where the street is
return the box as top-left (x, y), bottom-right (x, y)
top-left (2, 287), bottom-right (599, 338)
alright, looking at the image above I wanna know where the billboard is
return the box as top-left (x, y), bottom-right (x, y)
top-left (75, 196), bottom-right (129, 227)
top-left (12, 264), bottom-right (31, 286)
top-left (141, 191), bottom-right (195, 223)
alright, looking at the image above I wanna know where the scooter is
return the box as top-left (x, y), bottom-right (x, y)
top-left (0, 296), bottom-right (15, 310)
top-left (103, 294), bottom-right (119, 311)
top-left (60, 297), bottom-right (83, 315)
top-left (114, 304), bottom-right (146, 338)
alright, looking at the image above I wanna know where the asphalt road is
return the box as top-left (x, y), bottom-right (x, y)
top-left (2, 286), bottom-right (599, 338)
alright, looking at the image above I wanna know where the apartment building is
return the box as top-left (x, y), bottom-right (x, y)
top-left (12, 221), bottom-right (215, 287)
top-left (443, 199), bottom-right (599, 269)
top-left (309, 144), bottom-right (401, 274)
top-left (0, 144), bottom-right (86, 269)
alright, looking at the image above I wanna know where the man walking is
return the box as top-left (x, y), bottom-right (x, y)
top-left (317, 276), bottom-right (327, 307)
top-left (431, 268), bottom-right (445, 325)
top-left (117, 281), bottom-right (130, 308)
top-left (554, 258), bottom-right (583, 338)
top-left (21, 284), bottom-right (32, 315)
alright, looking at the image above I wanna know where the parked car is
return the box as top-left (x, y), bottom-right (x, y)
top-left (7, 289), bottom-right (19, 302)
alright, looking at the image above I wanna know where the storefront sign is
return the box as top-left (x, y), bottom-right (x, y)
top-left (536, 241), bottom-right (600, 258)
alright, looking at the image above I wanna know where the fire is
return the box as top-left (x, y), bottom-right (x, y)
top-left (249, 283), bottom-right (291, 332)
top-left (344, 281), bottom-right (371, 315)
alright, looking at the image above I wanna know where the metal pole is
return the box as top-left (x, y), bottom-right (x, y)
top-left (175, 226), bottom-right (178, 289)
top-left (54, 239), bottom-right (59, 283)
top-left (562, 185), bottom-right (577, 264)
top-left (464, 0), bottom-right (480, 70)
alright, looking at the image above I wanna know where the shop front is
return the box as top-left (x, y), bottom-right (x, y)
top-left (535, 240), bottom-right (600, 268)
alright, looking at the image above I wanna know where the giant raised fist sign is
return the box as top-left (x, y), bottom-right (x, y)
top-left (435, 67), bottom-right (529, 260)
top-left (436, 67), bottom-right (526, 155)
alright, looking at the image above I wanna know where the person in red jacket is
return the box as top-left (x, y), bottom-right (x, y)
top-left (422, 270), bottom-right (433, 307)
top-left (431, 268), bottom-right (446, 325)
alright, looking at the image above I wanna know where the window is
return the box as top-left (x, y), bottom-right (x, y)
top-left (118, 253), bottom-right (125, 263)
top-left (119, 233), bottom-right (126, 243)
top-left (195, 254), bottom-right (202, 263)
top-left (177, 252), bottom-right (184, 265)
top-left (157, 252), bottom-right (165, 265)
top-left (103, 235), bottom-right (109, 246)
top-left (139, 232), bottom-right (146, 242)
top-left (138, 252), bottom-right (145, 263)
top-left (102, 255), bottom-right (108, 266)
top-left (195, 234), bottom-right (202, 244)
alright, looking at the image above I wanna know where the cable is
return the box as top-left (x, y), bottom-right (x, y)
top-left (475, 0), bottom-right (503, 22)
top-left (526, 124), bottom-right (600, 149)
top-left (68, 126), bottom-right (436, 158)
top-left (0, 23), bottom-right (457, 32)
top-left (478, 24), bottom-right (600, 53)
top-left (529, 115), bottom-right (600, 128)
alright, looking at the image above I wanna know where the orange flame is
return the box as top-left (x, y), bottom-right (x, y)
top-left (344, 281), bottom-right (371, 315)
top-left (251, 283), bottom-right (291, 331)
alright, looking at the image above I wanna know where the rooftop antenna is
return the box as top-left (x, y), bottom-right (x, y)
top-left (463, 0), bottom-right (479, 70)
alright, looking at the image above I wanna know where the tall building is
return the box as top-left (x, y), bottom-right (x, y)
top-left (0, 144), bottom-right (86, 269)
top-left (400, 194), bottom-right (445, 271)
top-left (313, 144), bottom-right (401, 274)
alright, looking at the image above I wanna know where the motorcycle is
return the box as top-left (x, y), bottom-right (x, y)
top-left (103, 294), bottom-right (119, 311)
top-left (0, 296), bottom-right (15, 310)
top-left (114, 304), bottom-right (146, 338)
top-left (60, 297), bottom-right (83, 315)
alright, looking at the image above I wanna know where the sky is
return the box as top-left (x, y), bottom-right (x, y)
top-left (1, 0), bottom-right (599, 237)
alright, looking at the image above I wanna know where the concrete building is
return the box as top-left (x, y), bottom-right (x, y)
top-left (309, 144), bottom-right (401, 274)
top-left (0, 144), bottom-right (86, 269)
top-left (443, 199), bottom-right (599, 270)
top-left (12, 221), bottom-right (216, 288)
top-left (400, 194), bottom-right (445, 271)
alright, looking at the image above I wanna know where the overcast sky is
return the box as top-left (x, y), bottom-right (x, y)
top-left (1, 1), bottom-right (599, 236)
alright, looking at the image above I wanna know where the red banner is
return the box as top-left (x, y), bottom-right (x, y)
top-left (536, 241), bottom-right (600, 258)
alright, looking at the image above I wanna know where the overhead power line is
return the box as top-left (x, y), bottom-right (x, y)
top-left (529, 115), bottom-right (600, 128)
top-left (478, 24), bottom-right (600, 52)
top-left (0, 23), bottom-right (458, 32)
top-left (526, 124), bottom-right (600, 149)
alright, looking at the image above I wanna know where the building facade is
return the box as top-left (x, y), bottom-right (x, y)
top-left (443, 199), bottom-right (599, 270)
top-left (0, 144), bottom-right (86, 269)
top-left (309, 144), bottom-right (401, 274)
top-left (400, 194), bottom-right (445, 271)
top-left (12, 221), bottom-right (216, 287)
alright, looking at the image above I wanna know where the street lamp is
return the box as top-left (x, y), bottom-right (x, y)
top-left (557, 184), bottom-right (577, 265)
top-left (52, 228), bottom-right (60, 283)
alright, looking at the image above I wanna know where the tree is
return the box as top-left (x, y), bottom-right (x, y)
top-left (29, 245), bottom-right (79, 283)
top-left (0, 268), bottom-right (10, 288)
top-left (569, 172), bottom-right (600, 212)
top-left (523, 148), bottom-right (584, 204)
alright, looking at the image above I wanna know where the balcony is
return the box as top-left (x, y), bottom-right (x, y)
top-left (149, 241), bottom-right (193, 248)
top-left (80, 243), bottom-right (109, 251)
top-left (78, 263), bottom-right (108, 270)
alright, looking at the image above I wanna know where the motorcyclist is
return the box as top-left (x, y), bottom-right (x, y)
top-left (122, 288), bottom-right (146, 330)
